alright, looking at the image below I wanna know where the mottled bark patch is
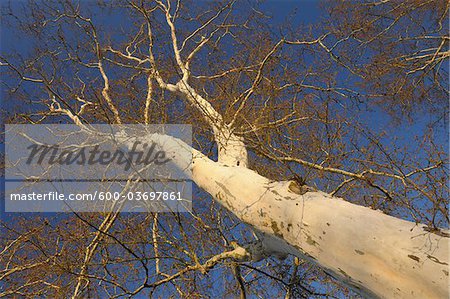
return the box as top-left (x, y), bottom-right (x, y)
top-left (271, 189), bottom-right (281, 196)
top-left (306, 235), bottom-right (318, 246)
top-left (215, 182), bottom-right (237, 200)
top-left (288, 181), bottom-right (317, 195)
top-left (408, 255), bottom-right (420, 262)
top-left (271, 221), bottom-right (283, 238)
top-left (287, 223), bottom-right (292, 232)
top-left (288, 181), bottom-right (302, 194)
top-left (338, 268), bottom-right (349, 278)
top-left (427, 255), bottom-right (448, 265)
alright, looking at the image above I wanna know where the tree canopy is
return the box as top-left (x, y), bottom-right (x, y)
top-left (1, 0), bottom-right (448, 298)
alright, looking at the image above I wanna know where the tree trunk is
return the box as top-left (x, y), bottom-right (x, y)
top-left (136, 133), bottom-right (449, 299)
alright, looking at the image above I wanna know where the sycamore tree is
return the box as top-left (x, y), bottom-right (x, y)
top-left (1, 0), bottom-right (448, 298)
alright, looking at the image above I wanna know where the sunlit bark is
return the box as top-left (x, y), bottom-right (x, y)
top-left (128, 132), bottom-right (449, 299)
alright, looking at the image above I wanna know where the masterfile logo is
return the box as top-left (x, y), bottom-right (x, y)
top-left (4, 124), bottom-right (193, 213)
top-left (25, 141), bottom-right (171, 171)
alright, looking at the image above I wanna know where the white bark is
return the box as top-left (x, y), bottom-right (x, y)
top-left (133, 133), bottom-right (449, 299)
top-left (172, 80), bottom-right (248, 167)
